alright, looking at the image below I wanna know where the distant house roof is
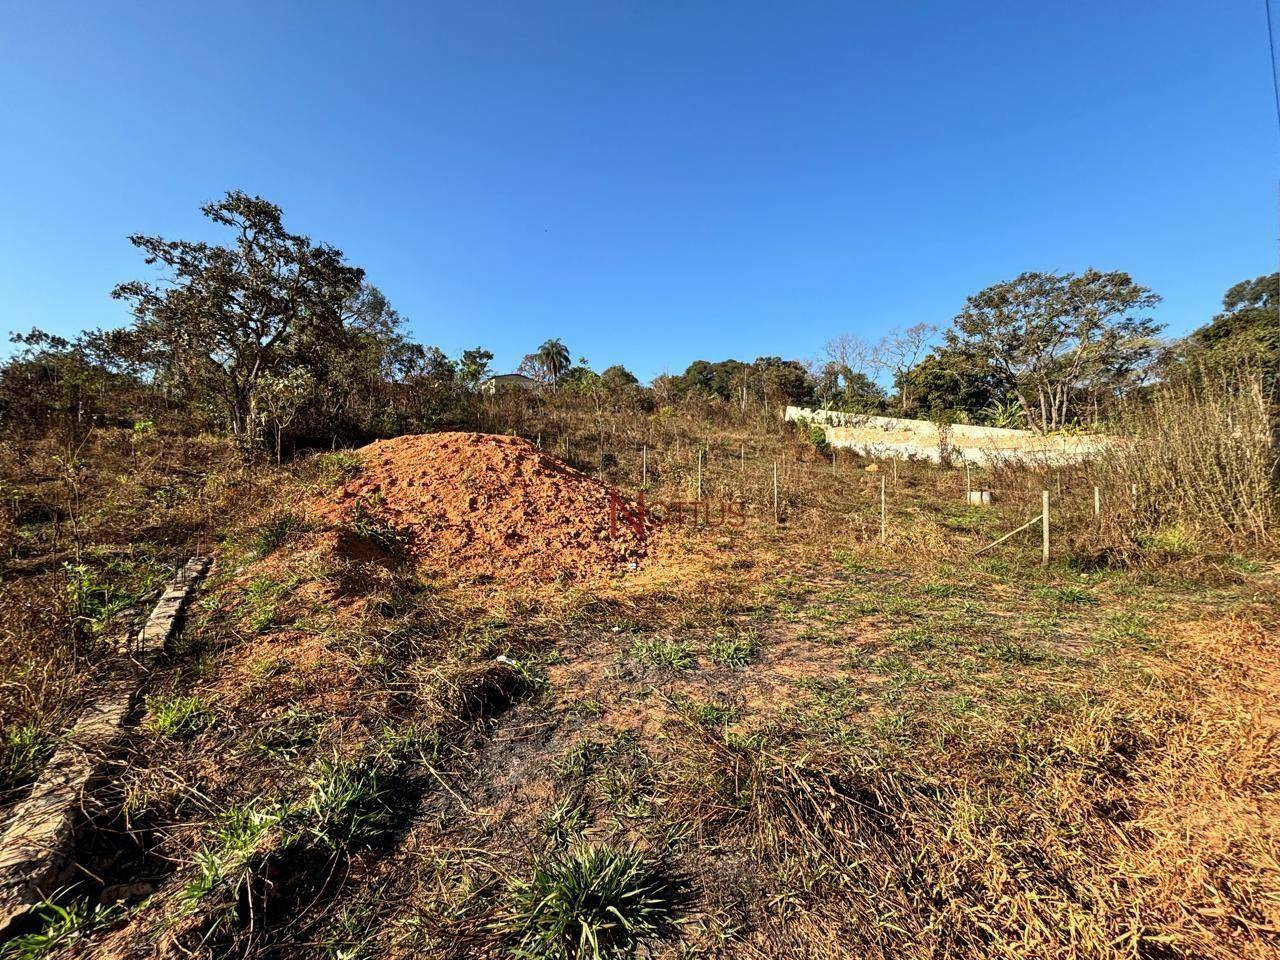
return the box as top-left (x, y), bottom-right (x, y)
top-left (480, 373), bottom-right (539, 393)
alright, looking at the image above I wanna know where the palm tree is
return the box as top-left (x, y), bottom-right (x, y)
top-left (536, 338), bottom-right (570, 385)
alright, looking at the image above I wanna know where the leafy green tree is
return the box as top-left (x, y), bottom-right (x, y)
top-left (111, 191), bottom-right (365, 443)
top-left (676, 359), bottom-right (747, 400)
top-left (948, 270), bottom-right (1162, 432)
top-left (292, 283), bottom-right (411, 441)
top-left (1178, 274), bottom-right (1279, 374)
top-left (751, 356), bottom-right (814, 409)
top-left (814, 361), bottom-right (886, 412)
top-left (458, 347), bottom-right (494, 390)
top-left (536, 339), bottom-right (571, 385)
top-left (898, 346), bottom-right (1014, 422)
top-left (1, 329), bottom-right (154, 438)
top-left (600, 364), bottom-right (639, 394)
top-left (257, 368), bottom-right (314, 464)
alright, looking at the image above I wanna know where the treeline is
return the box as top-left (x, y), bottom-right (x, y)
top-left (1, 191), bottom-right (1276, 455)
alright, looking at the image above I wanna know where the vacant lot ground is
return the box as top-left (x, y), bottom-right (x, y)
top-left (2, 433), bottom-right (1277, 960)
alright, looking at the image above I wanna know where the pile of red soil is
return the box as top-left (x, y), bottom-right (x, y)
top-left (313, 432), bottom-right (653, 583)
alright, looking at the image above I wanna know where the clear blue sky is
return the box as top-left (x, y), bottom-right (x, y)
top-left (1, 1), bottom-right (1274, 382)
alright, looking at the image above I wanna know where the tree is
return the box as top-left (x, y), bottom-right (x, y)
top-left (292, 283), bottom-right (413, 441)
top-left (536, 339), bottom-right (571, 385)
top-left (111, 191), bottom-right (365, 443)
top-left (515, 353), bottom-right (549, 384)
top-left (752, 356), bottom-right (813, 410)
top-left (948, 270), bottom-right (1162, 433)
top-left (813, 360), bottom-right (885, 412)
top-left (823, 333), bottom-right (878, 385)
top-left (257, 368), bottom-right (314, 465)
top-left (874, 323), bottom-right (937, 414)
top-left (898, 345), bottom-right (1014, 422)
top-left (1178, 274), bottom-right (1279, 376)
top-left (458, 348), bottom-right (494, 390)
top-left (600, 364), bottom-right (639, 395)
top-left (1, 328), bottom-right (154, 438)
top-left (677, 359), bottom-right (747, 401)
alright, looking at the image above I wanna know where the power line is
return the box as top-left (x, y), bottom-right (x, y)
top-left (1269, 1), bottom-right (1280, 322)
top-left (1268, 0), bottom-right (1280, 139)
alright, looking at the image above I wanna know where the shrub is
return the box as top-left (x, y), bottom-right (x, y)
top-left (1090, 364), bottom-right (1277, 551)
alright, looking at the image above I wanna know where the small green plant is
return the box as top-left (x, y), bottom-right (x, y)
top-left (1138, 524), bottom-right (1199, 555)
top-left (251, 513), bottom-right (304, 559)
top-left (629, 638), bottom-right (695, 670)
top-left (501, 844), bottom-right (675, 960)
top-left (244, 575), bottom-right (293, 633)
top-left (706, 633), bottom-right (758, 668)
top-left (0, 898), bottom-right (121, 959)
top-left (144, 694), bottom-right (214, 738)
top-left (0, 723), bottom-right (49, 795)
top-left (541, 799), bottom-right (589, 845)
top-left (63, 561), bottom-right (145, 633)
top-left (313, 451), bottom-right (363, 487)
top-left (556, 739), bottom-right (604, 779)
top-left (918, 581), bottom-right (960, 599)
top-left (302, 756), bottom-right (394, 850)
top-left (350, 494), bottom-right (407, 552)
top-left (1104, 611), bottom-right (1156, 647)
top-left (178, 801), bottom-right (286, 915)
top-left (1034, 585), bottom-right (1096, 606)
top-left (982, 398), bottom-right (1027, 429)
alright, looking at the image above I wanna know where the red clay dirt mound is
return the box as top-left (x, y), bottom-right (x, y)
top-left (312, 432), bottom-right (654, 583)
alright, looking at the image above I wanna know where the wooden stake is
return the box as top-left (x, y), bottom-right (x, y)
top-left (771, 460), bottom-right (780, 521)
top-left (1041, 489), bottom-right (1050, 568)
top-left (965, 462), bottom-right (972, 500)
top-left (642, 445), bottom-right (647, 489)
top-left (832, 449), bottom-right (837, 474)
top-left (696, 449), bottom-right (703, 501)
top-left (1093, 485), bottom-right (1101, 525)
top-left (880, 474), bottom-right (887, 545)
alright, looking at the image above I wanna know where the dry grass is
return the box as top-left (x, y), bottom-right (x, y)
top-left (1, 411), bottom-right (1277, 960)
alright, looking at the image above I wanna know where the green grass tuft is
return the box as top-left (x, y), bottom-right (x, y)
top-left (629, 637), bottom-right (695, 670)
top-left (144, 693), bottom-right (215, 739)
top-left (501, 843), bottom-right (675, 960)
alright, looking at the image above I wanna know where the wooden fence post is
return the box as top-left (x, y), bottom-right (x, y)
top-left (773, 461), bottom-right (779, 525)
top-left (880, 475), bottom-right (887, 545)
top-left (1041, 489), bottom-right (1050, 568)
top-left (1093, 485), bottom-right (1100, 526)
